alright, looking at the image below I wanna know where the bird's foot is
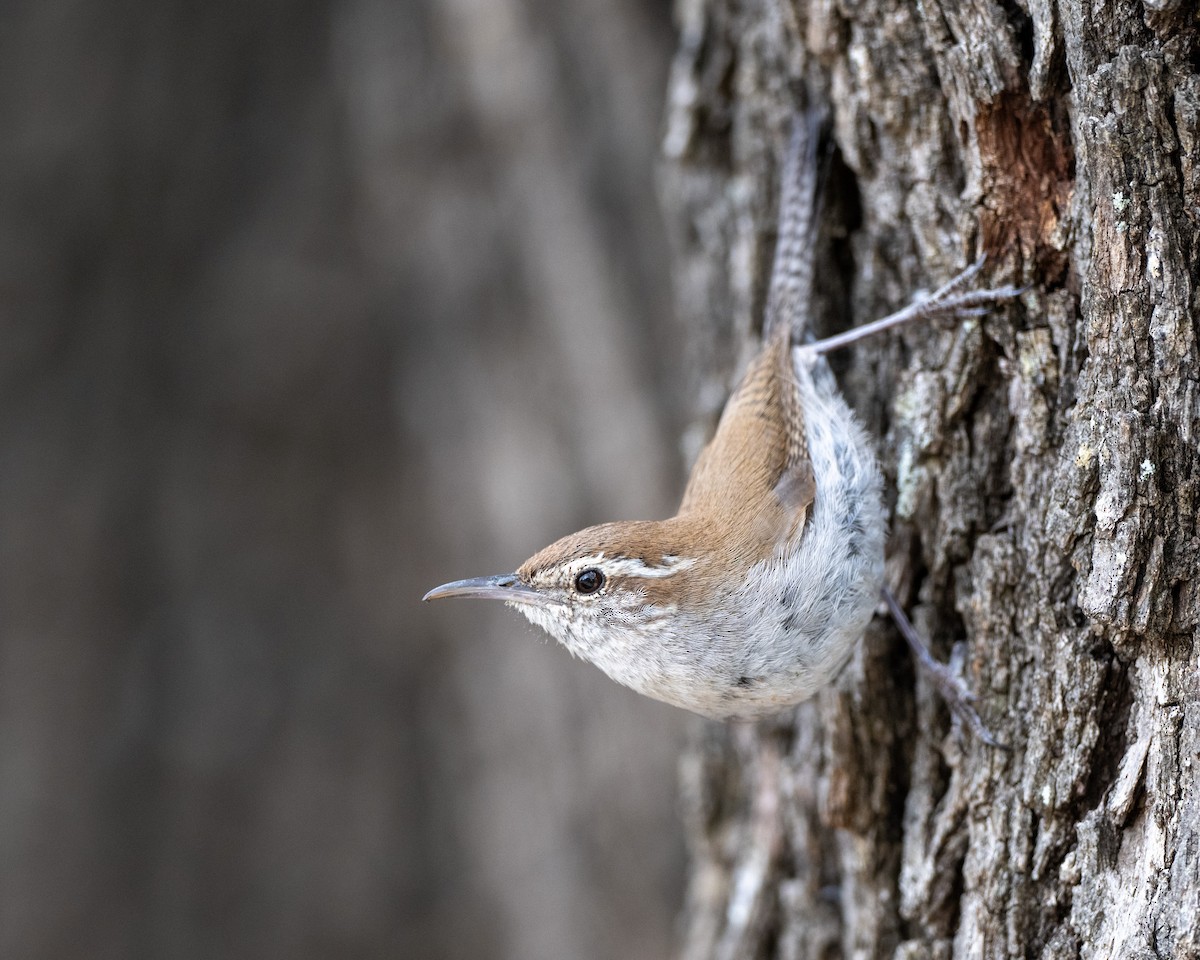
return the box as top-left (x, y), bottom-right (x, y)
top-left (882, 586), bottom-right (1008, 750)
top-left (901, 256), bottom-right (1024, 323)
top-left (802, 256), bottom-right (1023, 356)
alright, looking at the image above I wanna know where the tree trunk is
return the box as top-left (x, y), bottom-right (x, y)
top-left (660, 1), bottom-right (1200, 957)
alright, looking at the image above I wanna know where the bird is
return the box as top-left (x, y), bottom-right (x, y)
top-left (425, 111), bottom-right (1018, 735)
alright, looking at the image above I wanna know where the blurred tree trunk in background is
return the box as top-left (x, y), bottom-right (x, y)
top-left (660, 0), bottom-right (1199, 957)
top-left (0, 2), bottom-right (687, 959)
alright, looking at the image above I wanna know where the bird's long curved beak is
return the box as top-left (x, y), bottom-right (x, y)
top-left (423, 573), bottom-right (542, 604)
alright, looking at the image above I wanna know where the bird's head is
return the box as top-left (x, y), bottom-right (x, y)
top-left (423, 519), bottom-right (701, 668)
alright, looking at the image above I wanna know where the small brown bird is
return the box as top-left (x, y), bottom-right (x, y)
top-left (426, 114), bottom-right (1017, 735)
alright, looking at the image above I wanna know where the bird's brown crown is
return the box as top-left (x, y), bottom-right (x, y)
top-left (517, 520), bottom-right (685, 581)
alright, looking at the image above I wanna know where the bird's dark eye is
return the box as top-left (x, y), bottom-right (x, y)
top-left (574, 568), bottom-right (605, 594)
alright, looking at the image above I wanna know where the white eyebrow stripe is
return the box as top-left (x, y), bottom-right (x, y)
top-left (588, 555), bottom-right (696, 579)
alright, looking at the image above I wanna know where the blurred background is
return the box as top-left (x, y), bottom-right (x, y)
top-left (0, 1), bottom-right (693, 958)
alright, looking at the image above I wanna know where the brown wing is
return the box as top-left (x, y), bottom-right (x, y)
top-left (771, 335), bottom-right (816, 511)
top-left (679, 334), bottom-right (815, 525)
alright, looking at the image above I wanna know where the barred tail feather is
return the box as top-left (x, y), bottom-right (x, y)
top-left (762, 108), bottom-right (827, 344)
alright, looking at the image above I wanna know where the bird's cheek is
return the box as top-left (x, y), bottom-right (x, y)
top-left (511, 601), bottom-right (553, 635)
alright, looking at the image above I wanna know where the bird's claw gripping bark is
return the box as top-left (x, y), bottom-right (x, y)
top-left (881, 586), bottom-right (1008, 750)
top-left (803, 256), bottom-right (1022, 355)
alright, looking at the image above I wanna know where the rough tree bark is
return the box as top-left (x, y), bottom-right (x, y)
top-left (658, 0), bottom-right (1199, 957)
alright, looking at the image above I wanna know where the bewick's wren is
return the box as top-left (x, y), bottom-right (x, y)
top-left (426, 115), bottom-right (1017, 736)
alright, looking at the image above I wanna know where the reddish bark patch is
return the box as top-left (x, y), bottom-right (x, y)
top-left (977, 92), bottom-right (1075, 285)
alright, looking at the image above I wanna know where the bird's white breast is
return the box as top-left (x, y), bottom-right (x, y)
top-left (523, 353), bottom-right (886, 720)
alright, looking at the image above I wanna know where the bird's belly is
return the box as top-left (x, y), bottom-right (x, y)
top-left (587, 359), bottom-right (884, 721)
top-left (603, 535), bottom-right (884, 720)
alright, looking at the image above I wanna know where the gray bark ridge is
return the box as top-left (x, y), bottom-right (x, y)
top-left (661, 0), bottom-right (1200, 957)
